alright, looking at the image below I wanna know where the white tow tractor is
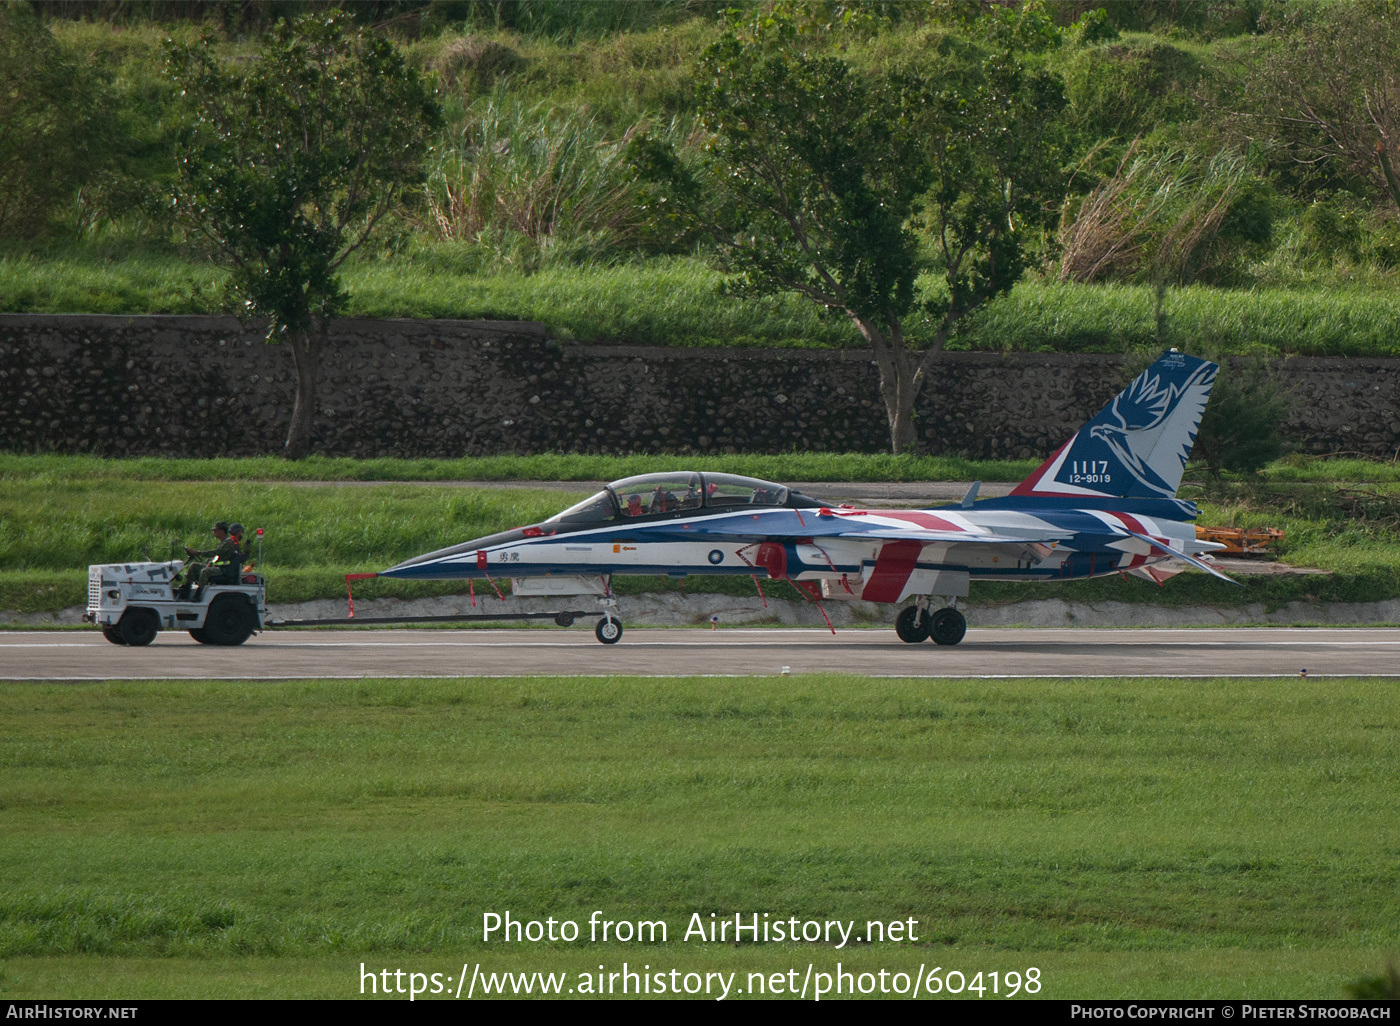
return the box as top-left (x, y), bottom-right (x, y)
top-left (84, 558), bottom-right (597, 644)
top-left (84, 560), bottom-right (267, 647)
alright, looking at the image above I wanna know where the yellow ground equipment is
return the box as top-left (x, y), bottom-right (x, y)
top-left (1194, 525), bottom-right (1284, 556)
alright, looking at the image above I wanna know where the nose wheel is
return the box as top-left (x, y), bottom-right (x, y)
top-left (595, 616), bottom-right (623, 644)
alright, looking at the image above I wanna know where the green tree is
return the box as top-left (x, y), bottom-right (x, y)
top-left (166, 10), bottom-right (441, 458)
top-left (1245, 2), bottom-right (1400, 211)
top-left (0, 2), bottom-right (110, 237)
top-left (633, 7), bottom-right (1065, 452)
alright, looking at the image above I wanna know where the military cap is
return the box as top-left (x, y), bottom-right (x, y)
top-left (213, 521), bottom-right (230, 532)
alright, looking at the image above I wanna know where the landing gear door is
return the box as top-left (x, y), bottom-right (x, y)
top-left (898, 569), bottom-right (968, 603)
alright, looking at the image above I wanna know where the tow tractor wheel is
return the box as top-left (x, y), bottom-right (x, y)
top-left (595, 617), bottom-right (623, 645)
top-left (894, 605), bottom-right (930, 644)
top-left (101, 626), bottom-right (127, 646)
top-left (929, 607), bottom-right (967, 646)
top-left (189, 628), bottom-right (210, 644)
top-left (117, 609), bottom-right (159, 647)
top-left (203, 595), bottom-right (255, 646)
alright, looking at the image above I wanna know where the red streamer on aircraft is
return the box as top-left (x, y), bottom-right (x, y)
top-left (733, 545), bottom-right (769, 607)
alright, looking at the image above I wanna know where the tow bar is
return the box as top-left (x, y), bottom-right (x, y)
top-left (266, 610), bottom-right (588, 629)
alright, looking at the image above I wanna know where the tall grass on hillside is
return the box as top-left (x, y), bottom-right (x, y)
top-left (1057, 144), bottom-right (1271, 286)
top-left (423, 97), bottom-right (663, 266)
top-left (342, 251), bottom-right (855, 344)
top-left (10, 243), bottom-right (1400, 356)
top-left (961, 280), bottom-right (1400, 356)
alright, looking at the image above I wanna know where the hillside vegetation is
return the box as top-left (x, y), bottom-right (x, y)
top-left (7, 0), bottom-right (1400, 356)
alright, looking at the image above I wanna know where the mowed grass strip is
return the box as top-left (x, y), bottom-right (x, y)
top-left (7, 452), bottom-right (1400, 487)
top-left (6, 473), bottom-right (1400, 613)
top-left (0, 452), bottom-right (1036, 485)
top-left (0, 674), bottom-right (1395, 998)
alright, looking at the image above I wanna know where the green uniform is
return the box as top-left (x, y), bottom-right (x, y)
top-left (189, 537), bottom-right (243, 587)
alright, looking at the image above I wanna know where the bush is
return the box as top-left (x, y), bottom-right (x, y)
top-left (1062, 41), bottom-right (1202, 141)
top-left (1191, 356), bottom-right (1292, 481)
top-left (1300, 196), bottom-right (1365, 264)
top-left (432, 35), bottom-right (525, 92)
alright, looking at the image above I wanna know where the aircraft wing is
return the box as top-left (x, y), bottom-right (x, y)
top-left (834, 529), bottom-right (1073, 544)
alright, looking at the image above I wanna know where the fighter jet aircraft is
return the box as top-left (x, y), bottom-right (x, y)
top-left (380, 349), bottom-right (1234, 644)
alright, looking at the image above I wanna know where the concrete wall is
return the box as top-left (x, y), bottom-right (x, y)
top-left (1, 313), bottom-right (1394, 458)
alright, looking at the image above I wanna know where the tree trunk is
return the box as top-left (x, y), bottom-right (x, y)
top-left (284, 329), bottom-right (321, 460)
top-left (850, 312), bottom-right (923, 454)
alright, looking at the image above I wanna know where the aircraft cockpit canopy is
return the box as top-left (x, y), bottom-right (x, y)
top-left (546, 473), bottom-right (794, 525)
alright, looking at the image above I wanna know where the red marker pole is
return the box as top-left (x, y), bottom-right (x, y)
top-left (345, 572), bottom-right (377, 618)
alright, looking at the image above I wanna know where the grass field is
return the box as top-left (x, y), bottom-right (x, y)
top-left (6, 456), bottom-right (1400, 613)
top-left (0, 674), bottom-right (1394, 999)
top-left (7, 451), bottom-right (1399, 486)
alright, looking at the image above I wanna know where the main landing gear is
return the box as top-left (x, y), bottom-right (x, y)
top-left (895, 600), bottom-right (966, 646)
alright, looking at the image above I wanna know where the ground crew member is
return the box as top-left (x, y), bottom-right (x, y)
top-left (181, 522), bottom-right (241, 596)
top-left (229, 523), bottom-right (253, 576)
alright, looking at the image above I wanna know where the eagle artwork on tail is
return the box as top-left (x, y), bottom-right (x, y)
top-left (1087, 359), bottom-right (1218, 498)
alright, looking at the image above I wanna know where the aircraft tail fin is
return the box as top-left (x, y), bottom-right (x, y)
top-left (1010, 350), bottom-right (1218, 500)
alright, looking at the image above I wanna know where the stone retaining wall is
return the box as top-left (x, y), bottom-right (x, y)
top-left (1, 313), bottom-right (1394, 457)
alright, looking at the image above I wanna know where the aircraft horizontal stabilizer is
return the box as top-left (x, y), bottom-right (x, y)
top-left (1121, 529), bottom-right (1239, 585)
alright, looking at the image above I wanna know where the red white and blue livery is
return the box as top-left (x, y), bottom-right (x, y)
top-left (381, 350), bottom-right (1234, 644)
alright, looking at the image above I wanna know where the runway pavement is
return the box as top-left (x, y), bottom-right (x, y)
top-left (2, 626), bottom-right (1396, 679)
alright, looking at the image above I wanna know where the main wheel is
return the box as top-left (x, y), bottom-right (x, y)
top-left (202, 595), bottom-right (255, 646)
top-left (101, 626), bottom-right (127, 646)
top-left (117, 609), bottom-right (159, 647)
top-left (595, 617), bottom-right (622, 644)
top-left (895, 605), bottom-right (930, 643)
top-left (189, 628), bottom-right (210, 644)
top-left (929, 607), bottom-right (967, 646)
